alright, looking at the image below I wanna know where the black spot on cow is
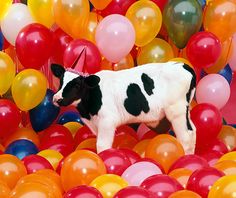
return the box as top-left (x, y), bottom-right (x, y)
top-left (141, 73), bottom-right (155, 95)
top-left (186, 106), bottom-right (193, 131)
top-left (124, 83), bottom-right (150, 116)
top-left (51, 64), bottom-right (65, 90)
top-left (183, 64), bottom-right (196, 102)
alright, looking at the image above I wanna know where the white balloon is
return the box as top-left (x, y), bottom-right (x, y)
top-left (1, 3), bottom-right (34, 46)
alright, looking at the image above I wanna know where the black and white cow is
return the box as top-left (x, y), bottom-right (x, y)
top-left (51, 62), bottom-right (196, 154)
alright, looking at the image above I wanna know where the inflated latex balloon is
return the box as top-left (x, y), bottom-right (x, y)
top-left (186, 31), bottom-right (222, 69)
top-left (163, 0), bottom-right (202, 49)
top-left (11, 69), bottom-right (48, 111)
top-left (204, 0), bottom-right (236, 42)
top-left (16, 23), bottom-right (53, 69)
top-left (53, 0), bottom-right (89, 38)
top-left (61, 150), bottom-right (106, 191)
top-left (113, 133), bottom-right (138, 150)
top-left (1, 3), bottom-right (34, 46)
top-left (64, 185), bottom-right (103, 198)
top-left (169, 190), bottom-right (201, 198)
top-left (119, 148), bottom-right (141, 164)
top-left (0, 99), bottom-right (21, 139)
top-left (168, 168), bottom-right (193, 188)
top-left (74, 125), bottom-right (95, 146)
top-left (145, 134), bottom-right (185, 173)
top-left (218, 125), bottom-right (236, 151)
top-left (90, 174), bottom-right (128, 198)
top-left (208, 175), bottom-right (236, 198)
top-left (196, 74), bottom-right (230, 109)
top-left (30, 89), bottom-right (60, 132)
top-left (114, 186), bottom-right (156, 198)
top-left (95, 14), bottom-right (135, 63)
top-left (0, 180), bottom-right (10, 198)
top-left (133, 139), bottom-right (150, 158)
top-left (0, 0), bottom-right (12, 20)
top-left (151, 0), bottom-right (168, 11)
top-left (0, 52), bottom-right (15, 95)
top-left (217, 64), bottom-right (233, 84)
top-left (0, 31), bottom-right (3, 51)
top-left (28, 0), bottom-right (54, 28)
top-left (200, 150), bottom-right (224, 166)
top-left (57, 111), bottom-right (83, 125)
top-left (137, 38), bottom-right (174, 65)
top-left (214, 160), bottom-right (236, 176)
top-left (170, 57), bottom-right (193, 68)
top-left (218, 152), bottom-right (236, 163)
top-left (229, 34), bottom-right (236, 71)
top-left (126, 0), bottom-right (162, 47)
top-left (0, 154), bottom-right (27, 189)
top-left (90, 0), bottom-right (112, 10)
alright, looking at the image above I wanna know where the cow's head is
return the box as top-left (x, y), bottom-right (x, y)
top-left (51, 64), bottom-right (100, 107)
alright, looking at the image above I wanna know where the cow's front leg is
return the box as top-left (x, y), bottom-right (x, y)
top-left (165, 101), bottom-right (196, 154)
top-left (96, 121), bottom-right (117, 153)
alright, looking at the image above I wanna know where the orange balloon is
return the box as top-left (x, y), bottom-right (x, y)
top-left (218, 125), bottom-right (236, 151)
top-left (169, 190), bottom-right (201, 198)
top-left (3, 127), bottom-right (39, 147)
top-left (10, 182), bottom-right (56, 198)
top-left (61, 150), bottom-right (106, 191)
top-left (218, 151), bottom-right (236, 163)
top-left (35, 169), bottom-right (63, 194)
top-left (145, 134), bottom-right (185, 173)
top-left (90, 174), bottom-right (128, 198)
top-left (16, 173), bottom-right (62, 197)
top-left (214, 160), bottom-right (236, 176)
top-left (170, 58), bottom-right (194, 69)
top-left (0, 154), bottom-right (27, 189)
top-left (168, 168), bottom-right (193, 188)
top-left (205, 37), bottom-right (234, 73)
top-left (90, 0), bottom-right (112, 10)
top-left (53, 0), bottom-right (90, 38)
top-left (76, 138), bottom-right (97, 151)
top-left (101, 54), bottom-right (135, 71)
top-left (133, 139), bottom-right (151, 158)
top-left (203, 0), bottom-right (236, 42)
top-left (0, 180), bottom-right (10, 198)
top-left (190, 99), bottom-right (198, 110)
top-left (137, 38), bottom-right (174, 65)
top-left (80, 12), bottom-right (103, 43)
top-left (113, 133), bottom-right (138, 150)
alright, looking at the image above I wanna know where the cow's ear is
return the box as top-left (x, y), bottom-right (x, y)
top-left (51, 64), bottom-right (65, 78)
top-left (84, 75), bottom-right (100, 88)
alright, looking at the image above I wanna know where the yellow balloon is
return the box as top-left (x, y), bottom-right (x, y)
top-left (0, 0), bottom-right (12, 20)
top-left (11, 69), bottom-right (47, 111)
top-left (80, 12), bottom-right (103, 44)
top-left (208, 175), bottom-right (236, 198)
top-left (28, 0), bottom-right (54, 28)
top-left (63, 122), bottom-right (83, 137)
top-left (90, 0), bottom-right (112, 10)
top-left (53, 0), bottom-right (90, 38)
top-left (90, 174), bottom-right (128, 198)
top-left (126, 0), bottom-right (162, 47)
top-left (137, 38), bottom-right (174, 65)
top-left (0, 52), bottom-right (15, 95)
top-left (170, 58), bottom-right (194, 69)
top-left (218, 152), bottom-right (236, 163)
top-left (37, 149), bottom-right (63, 170)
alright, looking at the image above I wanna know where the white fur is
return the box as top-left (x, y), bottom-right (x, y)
top-left (54, 62), bottom-right (196, 154)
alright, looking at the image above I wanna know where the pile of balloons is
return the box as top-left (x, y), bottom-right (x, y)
top-left (0, 0), bottom-right (236, 197)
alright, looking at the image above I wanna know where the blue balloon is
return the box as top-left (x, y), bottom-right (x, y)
top-left (30, 89), bottom-right (60, 132)
top-left (0, 31), bottom-right (3, 51)
top-left (89, 1), bottom-right (94, 11)
top-left (197, 0), bottom-right (206, 8)
top-left (57, 111), bottom-right (83, 125)
top-left (218, 64), bottom-right (233, 84)
top-left (5, 139), bottom-right (38, 160)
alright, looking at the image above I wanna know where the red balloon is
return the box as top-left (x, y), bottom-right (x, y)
top-left (63, 39), bottom-right (101, 74)
top-left (141, 174), bottom-right (183, 198)
top-left (151, 0), bottom-right (168, 11)
top-left (100, 0), bottom-right (136, 17)
top-left (199, 150), bottom-right (223, 166)
top-left (130, 45), bottom-right (139, 60)
top-left (22, 155), bottom-right (53, 174)
top-left (115, 125), bottom-right (138, 140)
top-left (119, 148), bottom-right (141, 164)
top-left (51, 27), bottom-right (73, 65)
top-left (187, 167), bottom-right (225, 198)
top-left (186, 31), bottom-right (221, 69)
top-left (0, 99), bottom-right (21, 139)
top-left (74, 125), bottom-right (96, 147)
top-left (190, 103), bottom-right (222, 148)
top-left (114, 186), bottom-right (156, 198)
top-left (141, 130), bottom-right (157, 140)
top-left (196, 139), bottom-right (228, 155)
top-left (169, 155), bottom-right (209, 173)
top-left (63, 185), bottom-right (103, 198)
top-left (98, 148), bottom-right (131, 175)
top-left (16, 23), bottom-right (53, 69)
top-left (56, 158), bottom-right (64, 174)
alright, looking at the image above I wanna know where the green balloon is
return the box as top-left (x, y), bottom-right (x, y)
top-left (163, 0), bottom-right (203, 49)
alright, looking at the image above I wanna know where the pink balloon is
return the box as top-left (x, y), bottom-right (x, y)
top-left (229, 34), bottom-right (236, 71)
top-left (95, 14), bottom-right (135, 63)
top-left (121, 161), bottom-right (163, 186)
top-left (196, 74), bottom-right (230, 109)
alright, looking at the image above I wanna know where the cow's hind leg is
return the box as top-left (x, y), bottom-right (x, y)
top-left (164, 100), bottom-right (196, 154)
